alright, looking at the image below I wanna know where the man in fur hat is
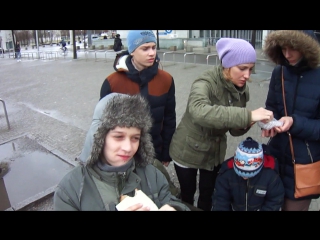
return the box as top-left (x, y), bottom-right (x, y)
top-left (54, 94), bottom-right (189, 211)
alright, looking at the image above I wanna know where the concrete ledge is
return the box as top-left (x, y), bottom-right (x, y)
top-left (186, 46), bottom-right (193, 52)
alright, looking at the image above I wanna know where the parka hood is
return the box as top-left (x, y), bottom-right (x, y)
top-left (87, 94), bottom-right (155, 167)
top-left (263, 30), bottom-right (320, 68)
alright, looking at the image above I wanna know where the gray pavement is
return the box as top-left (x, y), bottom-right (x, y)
top-left (0, 47), bottom-right (319, 211)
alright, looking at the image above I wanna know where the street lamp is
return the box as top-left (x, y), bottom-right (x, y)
top-left (48, 30), bottom-right (51, 45)
top-left (83, 30), bottom-right (86, 49)
top-left (250, 30), bottom-right (256, 74)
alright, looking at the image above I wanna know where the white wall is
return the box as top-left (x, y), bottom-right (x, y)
top-left (0, 30), bottom-right (13, 50)
top-left (191, 30), bottom-right (200, 38)
top-left (262, 30), bottom-right (269, 48)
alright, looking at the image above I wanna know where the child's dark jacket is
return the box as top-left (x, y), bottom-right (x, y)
top-left (212, 145), bottom-right (284, 211)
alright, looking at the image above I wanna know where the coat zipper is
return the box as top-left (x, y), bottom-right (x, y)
top-left (245, 179), bottom-right (249, 211)
top-left (118, 172), bottom-right (126, 197)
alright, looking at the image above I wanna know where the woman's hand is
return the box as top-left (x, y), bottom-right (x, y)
top-left (261, 128), bottom-right (277, 138)
top-left (261, 116), bottom-right (293, 137)
top-left (251, 107), bottom-right (274, 122)
top-left (274, 116), bottom-right (293, 133)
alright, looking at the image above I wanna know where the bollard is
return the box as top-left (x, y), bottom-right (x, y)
top-left (0, 98), bottom-right (10, 130)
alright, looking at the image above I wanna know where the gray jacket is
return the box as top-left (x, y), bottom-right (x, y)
top-left (54, 159), bottom-right (189, 210)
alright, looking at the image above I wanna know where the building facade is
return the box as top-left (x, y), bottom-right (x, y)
top-left (0, 30), bottom-right (277, 52)
top-left (0, 30), bottom-right (14, 52)
top-left (116, 30), bottom-right (270, 48)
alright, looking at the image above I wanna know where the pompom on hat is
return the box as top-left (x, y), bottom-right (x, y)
top-left (127, 30), bottom-right (157, 54)
top-left (216, 38), bottom-right (257, 68)
top-left (233, 137), bottom-right (264, 178)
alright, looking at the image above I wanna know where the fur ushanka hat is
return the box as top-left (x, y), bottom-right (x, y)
top-left (263, 30), bottom-right (320, 68)
top-left (87, 94), bottom-right (155, 167)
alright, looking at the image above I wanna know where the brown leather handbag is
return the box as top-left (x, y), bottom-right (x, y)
top-left (281, 67), bottom-right (320, 198)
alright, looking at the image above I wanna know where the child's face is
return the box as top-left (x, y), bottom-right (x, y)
top-left (243, 177), bottom-right (248, 180)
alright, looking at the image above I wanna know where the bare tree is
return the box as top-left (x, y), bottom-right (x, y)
top-left (10, 30), bottom-right (111, 48)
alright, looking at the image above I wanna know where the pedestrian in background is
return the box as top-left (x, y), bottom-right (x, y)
top-left (54, 94), bottom-right (190, 211)
top-left (113, 34), bottom-right (122, 53)
top-left (113, 34), bottom-right (122, 70)
top-left (15, 41), bottom-right (21, 62)
top-left (169, 37), bottom-right (274, 211)
top-left (212, 137), bottom-right (284, 211)
top-left (261, 30), bottom-right (320, 211)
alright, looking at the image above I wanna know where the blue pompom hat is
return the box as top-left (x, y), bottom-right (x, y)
top-left (233, 137), bottom-right (264, 178)
top-left (127, 30), bottom-right (157, 54)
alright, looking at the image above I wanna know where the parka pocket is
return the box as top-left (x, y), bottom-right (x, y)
top-left (186, 136), bottom-right (210, 151)
top-left (181, 135), bottom-right (211, 164)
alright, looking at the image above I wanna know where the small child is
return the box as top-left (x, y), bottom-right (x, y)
top-left (211, 137), bottom-right (284, 211)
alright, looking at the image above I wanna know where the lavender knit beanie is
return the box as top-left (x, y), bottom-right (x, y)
top-left (127, 30), bottom-right (156, 54)
top-left (216, 38), bottom-right (256, 68)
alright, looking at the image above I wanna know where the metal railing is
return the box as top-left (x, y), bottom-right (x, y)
top-left (206, 54), bottom-right (218, 65)
top-left (184, 52), bottom-right (196, 68)
top-left (162, 51), bottom-right (176, 67)
top-left (94, 50), bottom-right (108, 62)
top-left (21, 52), bottom-right (37, 60)
top-left (0, 98), bottom-right (10, 130)
top-left (1, 51), bottom-right (66, 61)
top-left (84, 49), bottom-right (117, 62)
top-left (40, 51), bottom-right (59, 60)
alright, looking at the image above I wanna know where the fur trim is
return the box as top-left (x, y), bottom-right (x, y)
top-left (116, 55), bottom-right (129, 71)
top-left (115, 53), bottom-right (161, 72)
top-left (87, 94), bottom-right (155, 167)
top-left (263, 30), bottom-right (320, 68)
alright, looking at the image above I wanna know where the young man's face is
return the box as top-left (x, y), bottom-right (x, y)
top-left (102, 126), bottom-right (141, 167)
top-left (131, 42), bottom-right (156, 71)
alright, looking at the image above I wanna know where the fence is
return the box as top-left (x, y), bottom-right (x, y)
top-left (0, 49), bottom-right (119, 61)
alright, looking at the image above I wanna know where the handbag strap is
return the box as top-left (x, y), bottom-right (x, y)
top-left (281, 66), bottom-right (296, 164)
